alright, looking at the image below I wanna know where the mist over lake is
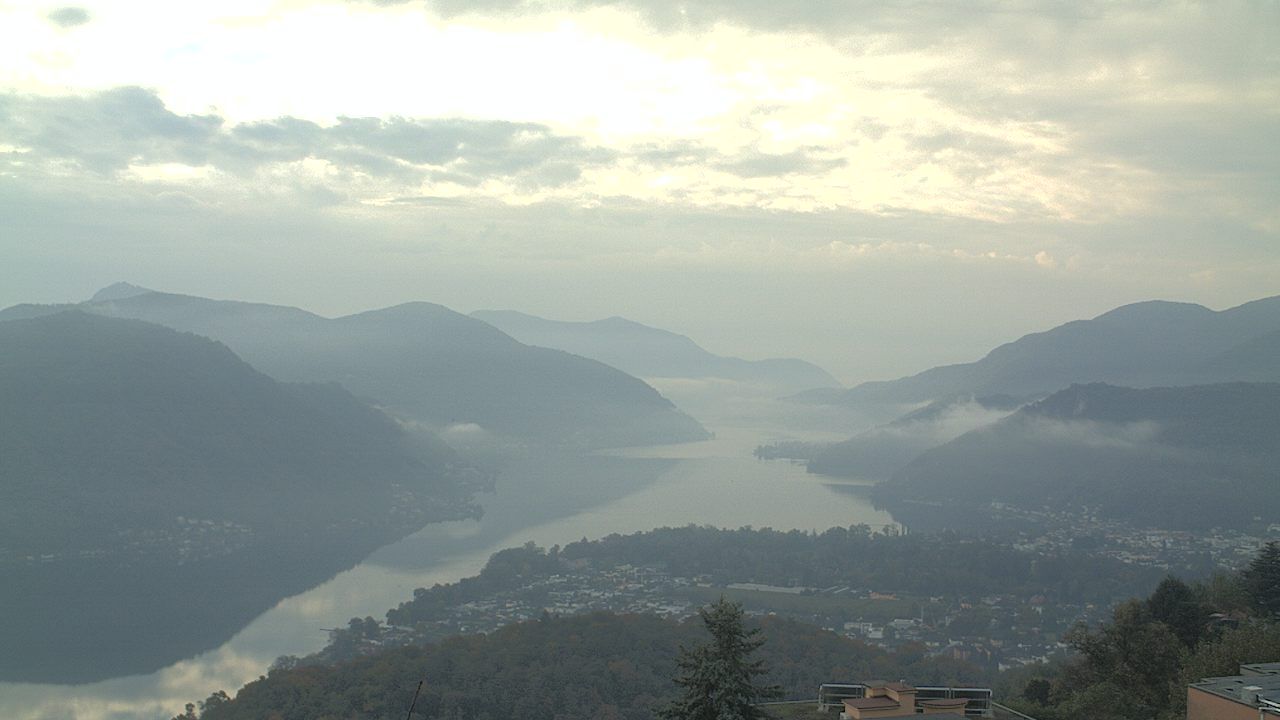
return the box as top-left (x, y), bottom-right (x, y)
top-left (0, 417), bottom-right (897, 720)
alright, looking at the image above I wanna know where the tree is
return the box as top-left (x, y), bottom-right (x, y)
top-left (659, 597), bottom-right (780, 720)
top-left (1165, 624), bottom-right (1280, 719)
top-left (1147, 576), bottom-right (1207, 648)
top-left (1022, 677), bottom-right (1051, 705)
top-left (1195, 570), bottom-right (1251, 615)
top-left (1061, 600), bottom-right (1185, 717)
top-left (1243, 541), bottom-right (1280, 619)
top-left (200, 691), bottom-right (231, 714)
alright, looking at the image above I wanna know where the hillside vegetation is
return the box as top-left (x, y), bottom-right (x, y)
top-left (879, 383), bottom-right (1280, 529)
top-left (0, 311), bottom-right (479, 682)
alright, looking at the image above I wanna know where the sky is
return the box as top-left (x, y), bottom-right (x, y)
top-left (1, 0), bottom-right (1277, 383)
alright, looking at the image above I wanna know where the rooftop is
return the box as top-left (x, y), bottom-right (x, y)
top-left (843, 697), bottom-right (900, 710)
top-left (882, 681), bottom-right (915, 692)
top-left (1190, 672), bottom-right (1280, 708)
top-left (920, 698), bottom-right (969, 707)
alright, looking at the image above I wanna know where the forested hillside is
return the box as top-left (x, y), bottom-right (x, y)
top-left (0, 311), bottom-right (468, 553)
top-left (1002, 543), bottom-right (1280, 720)
top-left (190, 612), bottom-right (981, 720)
top-left (0, 311), bottom-right (480, 682)
top-left (880, 383), bottom-right (1280, 529)
top-left (758, 394), bottom-right (1027, 479)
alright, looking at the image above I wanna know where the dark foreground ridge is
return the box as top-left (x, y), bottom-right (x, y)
top-left (0, 312), bottom-right (482, 683)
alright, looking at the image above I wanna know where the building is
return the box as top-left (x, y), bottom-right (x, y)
top-left (819, 681), bottom-right (991, 717)
top-left (839, 681), bottom-right (967, 718)
top-left (1187, 662), bottom-right (1280, 719)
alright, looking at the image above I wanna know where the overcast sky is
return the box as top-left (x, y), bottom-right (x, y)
top-left (2, 0), bottom-right (1277, 382)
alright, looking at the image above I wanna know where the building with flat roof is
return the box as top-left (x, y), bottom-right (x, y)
top-left (1187, 662), bottom-right (1280, 719)
top-left (820, 682), bottom-right (992, 717)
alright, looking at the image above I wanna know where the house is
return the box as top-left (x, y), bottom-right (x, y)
top-left (838, 681), bottom-right (967, 718)
top-left (1187, 662), bottom-right (1280, 719)
top-left (819, 680), bottom-right (992, 717)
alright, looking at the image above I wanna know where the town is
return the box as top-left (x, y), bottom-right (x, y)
top-left (314, 513), bottom-right (1270, 676)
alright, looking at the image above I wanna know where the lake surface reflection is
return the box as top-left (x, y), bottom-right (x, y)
top-left (0, 428), bottom-right (894, 720)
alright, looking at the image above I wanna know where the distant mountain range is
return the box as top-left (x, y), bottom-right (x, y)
top-left (806, 296), bottom-right (1280, 406)
top-left (0, 311), bottom-right (480, 682)
top-left (1, 286), bottom-right (710, 448)
top-left (770, 294), bottom-right (1280, 530)
top-left (472, 309), bottom-right (840, 392)
top-left (877, 382), bottom-right (1280, 530)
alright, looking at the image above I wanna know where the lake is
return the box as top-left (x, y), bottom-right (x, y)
top-left (0, 414), bottom-right (895, 720)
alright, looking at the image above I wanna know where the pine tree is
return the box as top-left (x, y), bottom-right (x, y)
top-left (1243, 541), bottom-right (1280, 619)
top-left (659, 597), bottom-right (781, 720)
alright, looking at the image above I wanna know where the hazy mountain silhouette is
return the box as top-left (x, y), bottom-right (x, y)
top-left (811, 295), bottom-right (1280, 405)
top-left (89, 281), bottom-right (155, 302)
top-left (0, 309), bottom-right (468, 551)
top-left (878, 382), bottom-right (1280, 530)
top-left (0, 311), bottom-right (477, 682)
top-left (803, 394), bottom-right (1028, 479)
top-left (2, 288), bottom-right (710, 448)
top-left (472, 309), bottom-right (840, 392)
top-left (1199, 328), bottom-right (1280, 382)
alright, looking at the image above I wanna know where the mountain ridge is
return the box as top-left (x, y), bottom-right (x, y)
top-left (0, 288), bottom-right (710, 448)
top-left (0, 310), bottom-right (480, 682)
top-left (819, 295), bottom-right (1280, 405)
top-left (472, 308), bottom-right (840, 392)
top-left (877, 381), bottom-right (1280, 530)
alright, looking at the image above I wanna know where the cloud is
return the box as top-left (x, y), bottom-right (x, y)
top-left (362, 0), bottom-right (1278, 223)
top-left (418, 0), bottom-right (999, 36)
top-left (712, 147), bottom-right (845, 178)
top-left (0, 87), bottom-right (612, 192)
top-left (46, 6), bottom-right (90, 28)
top-left (626, 140), bottom-right (846, 179)
top-left (0, 87), bottom-right (861, 210)
top-left (0, 87), bottom-right (223, 173)
top-left (1015, 417), bottom-right (1164, 450)
top-left (630, 140), bottom-right (717, 166)
top-left (6, 3), bottom-right (1273, 229)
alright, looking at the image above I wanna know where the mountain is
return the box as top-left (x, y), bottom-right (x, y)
top-left (1, 289), bottom-right (710, 448)
top-left (1199, 328), bottom-right (1280, 382)
top-left (89, 280), bottom-right (154, 302)
top-left (0, 310), bottom-right (464, 552)
top-left (0, 311), bottom-right (478, 682)
top-left (472, 309), bottom-right (841, 391)
top-left (820, 296), bottom-right (1280, 405)
top-left (877, 383), bottom-right (1280, 530)
top-left (803, 394), bottom-right (1027, 479)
